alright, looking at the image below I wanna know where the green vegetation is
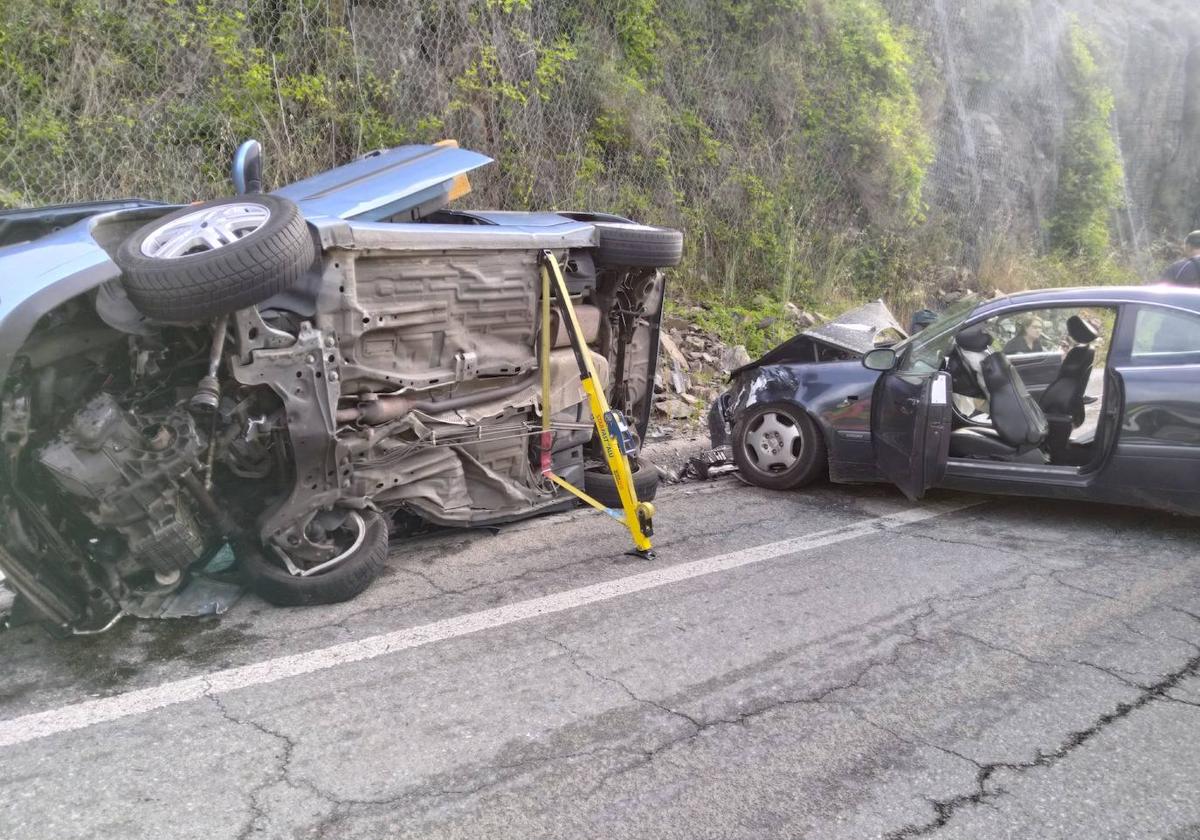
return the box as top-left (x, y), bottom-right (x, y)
top-left (0, 0), bottom-right (411, 202)
top-left (0, 0), bottom-right (1140, 320)
top-left (676, 297), bottom-right (799, 358)
top-left (1049, 20), bottom-right (1125, 260)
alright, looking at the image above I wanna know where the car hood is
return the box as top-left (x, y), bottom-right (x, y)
top-left (273, 144), bottom-right (493, 221)
top-left (732, 300), bottom-right (907, 377)
top-left (805, 299), bottom-right (906, 355)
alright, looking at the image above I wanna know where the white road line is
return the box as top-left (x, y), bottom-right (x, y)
top-left (0, 499), bottom-right (979, 749)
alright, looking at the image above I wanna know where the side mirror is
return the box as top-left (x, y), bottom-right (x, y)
top-left (863, 348), bottom-right (898, 372)
top-left (232, 140), bottom-right (263, 195)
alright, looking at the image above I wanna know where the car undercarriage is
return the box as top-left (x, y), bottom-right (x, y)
top-left (0, 143), bottom-right (679, 633)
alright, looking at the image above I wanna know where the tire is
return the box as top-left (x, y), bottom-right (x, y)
top-left (115, 194), bottom-right (315, 322)
top-left (241, 510), bottom-right (388, 607)
top-left (591, 222), bottom-right (683, 268)
top-left (583, 459), bottom-right (660, 507)
top-left (732, 402), bottom-right (826, 491)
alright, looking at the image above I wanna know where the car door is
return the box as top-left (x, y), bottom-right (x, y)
top-left (1007, 351), bottom-right (1064, 399)
top-left (1102, 304), bottom-right (1200, 513)
top-left (872, 367), bottom-right (954, 501)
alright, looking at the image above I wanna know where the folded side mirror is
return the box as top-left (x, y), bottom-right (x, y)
top-left (232, 140), bottom-right (263, 195)
top-left (863, 348), bottom-right (898, 372)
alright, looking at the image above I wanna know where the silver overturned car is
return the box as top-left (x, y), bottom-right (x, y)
top-left (0, 142), bottom-right (681, 632)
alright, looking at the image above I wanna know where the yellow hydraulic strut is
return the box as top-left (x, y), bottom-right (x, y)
top-left (538, 250), bottom-right (656, 558)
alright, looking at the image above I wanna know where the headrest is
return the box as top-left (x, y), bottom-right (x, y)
top-left (955, 326), bottom-right (993, 353)
top-left (1067, 315), bottom-right (1099, 344)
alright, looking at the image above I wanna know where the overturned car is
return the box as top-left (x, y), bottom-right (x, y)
top-left (0, 142), bottom-right (681, 633)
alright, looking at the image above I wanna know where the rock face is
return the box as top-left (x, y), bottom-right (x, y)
top-left (885, 0), bottom-right (1200, 258)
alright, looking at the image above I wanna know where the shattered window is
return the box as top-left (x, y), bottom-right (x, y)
top-left (895, 296), bottom-right (979, 374)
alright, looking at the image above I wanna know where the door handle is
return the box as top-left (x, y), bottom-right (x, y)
top-left (899, 397), bottom-right (920, 415)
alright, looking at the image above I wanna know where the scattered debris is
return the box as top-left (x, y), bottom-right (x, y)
top-left (685, 446), bottom-right (737, 481)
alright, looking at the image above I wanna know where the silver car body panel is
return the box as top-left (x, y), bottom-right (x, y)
top-left (273, 144), bottom-right (493, 220)
top-left (310, 217), bottom-right (596, 252)
top-left (803, 299), bottom-right (906, 355)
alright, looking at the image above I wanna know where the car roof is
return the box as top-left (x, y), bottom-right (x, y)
top-left (972, 285), bottom-right (1200, 317)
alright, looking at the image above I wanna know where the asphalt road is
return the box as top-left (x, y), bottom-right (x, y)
top-left (3, 472), bottom-right (1200, 839)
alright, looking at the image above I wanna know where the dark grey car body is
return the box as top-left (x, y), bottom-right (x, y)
top-left (711, 286), bottom-right (1200, 516)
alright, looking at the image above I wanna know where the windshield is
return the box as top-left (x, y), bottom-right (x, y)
top-left (893, 295), bottom-right (981, 374)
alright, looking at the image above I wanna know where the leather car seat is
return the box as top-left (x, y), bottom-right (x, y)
top-left (949, 328), bottom-right (1049, 463)
top-left (947, 325), bottom-right (992, 399)
top-left (1038, 315), bottom-right (1099, 461)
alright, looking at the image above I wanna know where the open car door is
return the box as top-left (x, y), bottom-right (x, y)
top-left (871, 369), bottom-right (953, 500)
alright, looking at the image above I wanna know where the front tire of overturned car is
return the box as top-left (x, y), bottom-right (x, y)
top-left (240, 510), bottom-right (389, 607)
top-left (590, 222), bottom-right (684, 268)
top-left (114, 194), bottom-right (315, 322)
top-left (732, 402), bottom-right (826, 491)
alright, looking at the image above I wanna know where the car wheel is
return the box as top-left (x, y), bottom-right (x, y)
top-left (732, 402), bottom-right (826, 490)
top-left (582, 459), bottom-right (660, 507)
top-left (590, 222), bottom-right (683, 268)
top-left (241, 509), bottom-right (388, 607)
top-left (115, 194), bottom-right (315, 322)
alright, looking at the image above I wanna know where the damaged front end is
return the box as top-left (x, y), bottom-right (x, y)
top-left (708, 300), bottom-right (905, 448)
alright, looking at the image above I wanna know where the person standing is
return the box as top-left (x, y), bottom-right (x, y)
top-left (1155, 231), bottom-right (1200, 286)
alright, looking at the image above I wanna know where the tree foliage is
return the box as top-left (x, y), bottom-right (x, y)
top-left (1049, 20), bottom-right (1124, 259)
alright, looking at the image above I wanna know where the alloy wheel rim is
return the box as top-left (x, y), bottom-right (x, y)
top-left (140, 202), bottom-right (271, 259)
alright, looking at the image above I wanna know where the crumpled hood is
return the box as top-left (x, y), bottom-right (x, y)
top-left (803, 299), bottom-right (906, 355)
top-left (729, 299), bottom-right (906, 378)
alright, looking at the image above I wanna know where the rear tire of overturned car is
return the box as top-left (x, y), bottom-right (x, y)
top-left (582, 460), bottom-right (661, 507)
top-left (591, 222), bottom-right (684, 268)
top-left (114, 194), bottom-right (315, 322)
top-left (241, 510), bottom-right (389, 607)
top-left (732, 402), bottom-right (826, 491)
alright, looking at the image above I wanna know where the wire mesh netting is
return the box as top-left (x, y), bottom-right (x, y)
top-left (3, 0), bottom-right (1197, 297)
top-left (0, 0), bottom-right (613, 209)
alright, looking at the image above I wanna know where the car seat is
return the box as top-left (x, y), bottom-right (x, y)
top-left (1038, 315), bottom-right (1099, 462)
top-left (949, 328), bottom-right (1049, 463)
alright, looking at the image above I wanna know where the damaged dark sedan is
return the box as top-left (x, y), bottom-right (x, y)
top-left (0, 141), bottom-right (681, 633)
top-left (711, 288), bottom-right (1200, 515)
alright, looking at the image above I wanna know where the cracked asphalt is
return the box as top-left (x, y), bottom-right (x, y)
top-left (3, 475), bottom-right (1200, 839)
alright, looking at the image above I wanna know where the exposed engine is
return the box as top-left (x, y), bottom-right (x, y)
top-left (38, 394), bottom-right (207, 583)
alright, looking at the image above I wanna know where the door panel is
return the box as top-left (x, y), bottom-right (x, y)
top-left (1096, 304), bottom-right (1200, 513)
top-left (873, 370), bottom-right (952, 500)
top-left (1103, 362), bottom-right (1200, 512)
top-left (1008, 350), bottom-right (1064, 398)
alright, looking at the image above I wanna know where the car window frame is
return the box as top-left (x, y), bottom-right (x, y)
top-left (893, 296), bottom-right (981, 375)
top-left (1118, 303), bottom-right (1200, 368)
top-left (919, 300), bottom-right (1124, 375)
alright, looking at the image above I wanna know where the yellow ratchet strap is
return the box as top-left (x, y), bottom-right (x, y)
top-left (538, 250), bottom-right (655, 557)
